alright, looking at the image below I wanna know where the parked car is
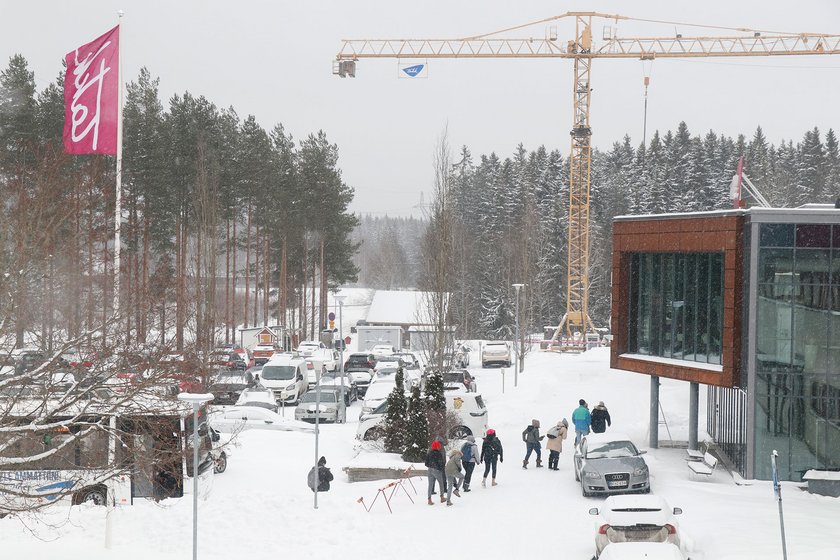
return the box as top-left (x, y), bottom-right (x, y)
top-left (392, 351), bottom-right (421, 370)
top-left (318, 370), bottom-right (359, 405)
top-left (481, 341), bottom-right (511, 367)
top-left (589, 495), bottom-right (683, 558)
top-left (370, 344), bottom-right (397, 357)
top-left (234, 387), bottom-right (279, 411)
top-left (373, 357), bottom-right (403, 376)
top-left (597, 543), bottom-right (686, 560)
top-left (574, 433), bottom-right (651, 497)
top-left (260, 355), bottom-right (308, 404)
top-left (298, 341), bottom-right (338, 372)
top-left (344, 367), bottom-right (374, 396)
top-left (210, 370), bottom-right (255, 405)
top-left (251, 344), bottom-right (279, 366)
top-left (209, 426), bottom-right (229, 474)
top-left (10, 348), bottom-right (47, 375)
top-left (208, 406), bottom-right (315, 433)
top-left (440, 369), bottom-right (476, 392)
top-left (361, 380), bottom-right (396, 415)
top-left (303, 358), bottom-right (327, 387)
top-left (357, 390), bottom-right (488, 441)
top-left (294, 388), bottom-right (347, 423)
top-left (344, 352), bottom-right (377, 371)
top-left (455, 343), bottom-right (471, 367)
top-left (209, 351), bottom-right (246, 371)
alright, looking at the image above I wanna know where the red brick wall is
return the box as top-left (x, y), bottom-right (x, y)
top-left (610, 214), bottom-right (744, 388)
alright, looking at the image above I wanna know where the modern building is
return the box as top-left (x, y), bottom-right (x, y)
top-left (610, 206), bottom-right (840, 481)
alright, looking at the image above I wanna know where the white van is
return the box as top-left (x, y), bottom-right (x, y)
top-left (356, 391), bottom-right (488, 441)
top-left (259, 355), bottom-right (308, 405)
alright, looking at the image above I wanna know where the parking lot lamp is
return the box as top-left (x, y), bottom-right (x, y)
top-left (177, 392), bottom-right (214, 560)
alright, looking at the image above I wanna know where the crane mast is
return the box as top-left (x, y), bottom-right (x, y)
top-left (334, 12), bottom-right (840, 344)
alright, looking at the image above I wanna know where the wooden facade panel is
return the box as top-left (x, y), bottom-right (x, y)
top-left (611, 213), bottom-right (745, 389)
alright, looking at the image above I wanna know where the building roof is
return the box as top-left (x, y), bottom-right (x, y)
top-left (364, 290), bottom-right (442, 326)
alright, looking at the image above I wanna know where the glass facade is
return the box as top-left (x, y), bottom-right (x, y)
top-left (753, 223), bottom-right (840, 481)
top-left (628, 253), bottom-right (724, 365)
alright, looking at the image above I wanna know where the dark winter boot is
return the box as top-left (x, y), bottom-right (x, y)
top-left (536, 458), bottom-right (543, 468)
top-left (522, 460), bottom-right (528, 469)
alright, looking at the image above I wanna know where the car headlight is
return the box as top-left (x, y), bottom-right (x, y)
top-left (285, 383), bottom-right (296, 391)
top-left (325, 407), bottom-right (336, 413)
top-left (584, 471), bottom-right (602, 479)
top-left (633, 466), bottom-right (648, 476)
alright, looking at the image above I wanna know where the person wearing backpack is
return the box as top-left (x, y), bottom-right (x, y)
top-left (546, 419), bottom-right (569, 471)
top-left (307, 456), bottom-right (334, 492)
top-left (460, 435), bottom-right (480, 492)
top-left (522, 419), bottom-right (544, 468)
top-left (480, 429), bottom-right (503, 487)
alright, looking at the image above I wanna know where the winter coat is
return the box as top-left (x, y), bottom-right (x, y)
top-left (522, 425), bottom-right (543, 445)
top-left (425, 448), bottom-right (446, 472)
top-left (445, 450), bottom-right (463, 476)
top-left (480, 434), bottom-right (504, 462)
top-left (572, 405), bottom-right (592, 432)
top-left (307, 465), bottom-right (334, 492)
top-left (591, 406), bottom-right (611, 433)
top-left (546, 423), bottom-right (568, 453)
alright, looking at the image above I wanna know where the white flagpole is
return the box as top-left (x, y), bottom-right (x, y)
top-left (106, 13), bottom-right (124, 550)
top-left (113, 11), bottom-right (125, 319)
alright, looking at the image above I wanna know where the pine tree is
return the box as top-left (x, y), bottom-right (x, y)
top-left (402, 385), bottom-right (429, 463)
top-left (383, 367), bottom-right (407, 453)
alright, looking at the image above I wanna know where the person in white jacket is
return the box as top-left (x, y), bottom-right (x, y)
top-left (546, 419), bottom-right (569, 471)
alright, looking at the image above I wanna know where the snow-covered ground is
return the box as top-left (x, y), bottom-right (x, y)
top-left (3, 347), bottom-right (840, 559)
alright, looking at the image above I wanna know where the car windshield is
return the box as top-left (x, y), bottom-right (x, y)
top-left (586, 441), bottom-right (638, 459)
top-left (242, 401), bottom-right (276, 410)
top-left (215, 372), bottom-right (247, 384)
top-left (300, 391), bottom-right (338, 403)
top-left (261, 365), bottom-right (296, 380)
top-left (442, 372), bottom-right (463, 383)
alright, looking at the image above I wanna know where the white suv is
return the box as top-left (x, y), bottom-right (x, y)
top-left (259, 355), bottom-right (308, 405)
top-left (357, 391), bottom-right (488, 441)
top-left (481, 341), bottom-right (511, 367)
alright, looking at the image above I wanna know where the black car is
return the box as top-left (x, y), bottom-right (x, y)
top-left (344, 353), bottom-right (376, 371)
top-left (210, 369), bottom-right (255, 405)
top-left (14, 351), bottom-right (47, 376)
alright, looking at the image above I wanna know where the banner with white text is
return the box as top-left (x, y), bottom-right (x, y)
top-left (63, 25), bottom-right (119, 155)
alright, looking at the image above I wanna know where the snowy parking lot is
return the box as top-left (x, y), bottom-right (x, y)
top-left (2, 347), bottom-right (839, 559)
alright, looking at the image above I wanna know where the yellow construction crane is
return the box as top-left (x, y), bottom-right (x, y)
top-left (334, 12), bottom-right (840, 344)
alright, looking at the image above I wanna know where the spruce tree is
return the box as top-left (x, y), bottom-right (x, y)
top-left (402, 385), bottom-right (429, 463)
top-left (383, 367), bottom-right (407, 453)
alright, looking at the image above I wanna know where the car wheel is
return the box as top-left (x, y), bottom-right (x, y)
top-left (363, 427), bottom-right (383, 441)
top-left (449, 426), bottom-right (471, 439)
top-left (75, 486), bottom-right (108, 506)
top-left (214, 451), bottom-right (228, 474)
top-left (575, 468), bottom-right (580, 482)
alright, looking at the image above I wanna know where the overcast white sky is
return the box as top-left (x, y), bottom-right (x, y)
top-left (2, 1), bottom-right (839, 217)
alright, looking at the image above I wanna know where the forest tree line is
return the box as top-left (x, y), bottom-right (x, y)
top-left (0, 55), bottom-right (359, 352)
top-left (362, 122), bottom-right (839, 340)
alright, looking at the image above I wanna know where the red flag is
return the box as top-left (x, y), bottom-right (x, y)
top-left (63, 25), bottom-right (119, 155)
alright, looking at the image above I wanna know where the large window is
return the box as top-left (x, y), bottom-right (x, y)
top-left (628, 252), bottom-right (724, 365)
top-left (753, 223), bottom-right (840, 480)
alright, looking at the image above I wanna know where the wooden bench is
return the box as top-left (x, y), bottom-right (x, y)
top-left (685, 448), bottom-right (704, 461)
top-left (687, 452), bottom-right (718, 478)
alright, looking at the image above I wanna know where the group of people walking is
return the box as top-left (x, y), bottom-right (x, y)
top-left (423, 399), bottom-right (611, 506)
top-left (572, 399), bottom-right (612, 444)
top-left (424, 429), bottom-right (504, 506)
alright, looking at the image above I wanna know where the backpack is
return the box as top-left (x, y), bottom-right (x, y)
top-left (461, 442), bottom-right (473, 462)
top-left (307, 466), bottom-right (318, 491)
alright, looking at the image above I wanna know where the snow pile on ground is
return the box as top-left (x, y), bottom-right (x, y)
top-left (3, 347), bottom-right (839, 559)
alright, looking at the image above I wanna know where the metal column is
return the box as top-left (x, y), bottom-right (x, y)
top-left (649, 375), bottom-right (660, 449)
top-left (689, 382), bottom-right (699, 450)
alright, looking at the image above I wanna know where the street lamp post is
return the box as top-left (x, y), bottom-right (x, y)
top-left (512, 284), bottom-right (524, 387)
top-left (177, 392), bottom-right (214, 560)
top-left (335, 294), bottom-right (347, 408)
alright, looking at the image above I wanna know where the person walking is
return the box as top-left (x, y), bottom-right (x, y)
top-left (460, 435), bottom-right (480, 492)
top-left (480, 428), bottom-right (503, 487)
top-left (546, 419), bottom-right (569, 471)
top-left (522, 419), bottom-right (544, 468)
top-left (444, 449), bottom-right (465, 506)
top-left (429, 435), bottom-right (448, 495)
top-left (425, 440), bottom-right (447, 505)
top-left (307, 456), bottom-right (334, 492)
top-left (591, 401), bottom-right (612, 434)
top-left (572, 399), bottom-right (592, 446)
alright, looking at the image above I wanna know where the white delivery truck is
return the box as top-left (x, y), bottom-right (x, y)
top-left (355, 325), bottom-right (403, 352)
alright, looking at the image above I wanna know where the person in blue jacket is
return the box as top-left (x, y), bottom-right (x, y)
top-left (571, 399), bottom-right (591, 446)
